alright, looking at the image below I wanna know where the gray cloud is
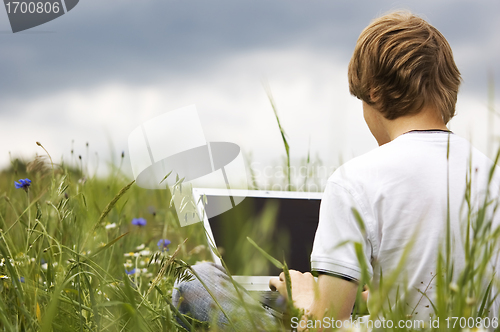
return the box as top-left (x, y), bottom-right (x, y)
top-left (0, 0), bottom-right (498, 173)
top-left (1, 0), bottom-right (497, 103)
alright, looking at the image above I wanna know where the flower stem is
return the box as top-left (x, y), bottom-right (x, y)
top-left (25, 190), bottom-right (31, 253)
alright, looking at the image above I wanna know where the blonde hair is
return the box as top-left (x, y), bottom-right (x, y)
top-left (348, 11), bottom-right (461, 123)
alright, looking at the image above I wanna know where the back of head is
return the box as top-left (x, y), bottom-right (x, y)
top-left (348, 11), bottom-right (461, 124)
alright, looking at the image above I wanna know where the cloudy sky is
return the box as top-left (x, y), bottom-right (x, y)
top-left (1, 0), bottom-right (499, 186)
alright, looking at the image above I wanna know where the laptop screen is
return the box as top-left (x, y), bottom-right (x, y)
top-left (203, 193), bottom-right (321, 276)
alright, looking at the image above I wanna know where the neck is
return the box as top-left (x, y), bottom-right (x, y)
top-left (381, 106), bottom-right (448, 143)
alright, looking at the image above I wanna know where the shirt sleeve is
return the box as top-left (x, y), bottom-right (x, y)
top-left (310, 180), bottom-right (373, 281)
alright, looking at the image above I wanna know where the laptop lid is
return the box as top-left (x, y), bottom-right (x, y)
top-left (192, 188), bottom-right (322, 278)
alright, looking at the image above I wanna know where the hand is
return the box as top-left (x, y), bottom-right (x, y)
top-left (269, 270), bottom-right (316, 311)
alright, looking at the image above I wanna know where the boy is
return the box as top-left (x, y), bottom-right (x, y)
top-left (270, 10), bottom-right (500, 328)
top-left (174, 10), bottom-right (500, 330)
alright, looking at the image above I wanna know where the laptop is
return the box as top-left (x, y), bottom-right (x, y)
top-left (192, 188), bottom-right (323, 314)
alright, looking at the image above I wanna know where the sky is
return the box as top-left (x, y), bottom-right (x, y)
top-left (1, 0), bottom-right (499, 188)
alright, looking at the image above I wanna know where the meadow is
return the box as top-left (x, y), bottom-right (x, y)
top-left (0, 151), bottom-right (214, 331)
top-left (1, 121), bottom-right (500, 331)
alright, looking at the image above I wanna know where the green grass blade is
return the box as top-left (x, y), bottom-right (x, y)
top-left (246, 236), bottom-right (283, 269)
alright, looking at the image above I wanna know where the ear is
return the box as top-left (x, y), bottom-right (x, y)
top-left (369, 89), bottom-right (379, 104)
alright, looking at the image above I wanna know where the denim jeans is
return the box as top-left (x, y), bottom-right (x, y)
top-left (172, 262), bottom-right (283, 331)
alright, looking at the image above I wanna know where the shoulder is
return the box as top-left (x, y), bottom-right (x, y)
top-left (327, 137), bottom-right (407, 188)
top-left (327, 133), bottom-right (498, 191)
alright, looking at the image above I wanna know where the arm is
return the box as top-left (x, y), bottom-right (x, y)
top-left (311, 274), bottom-right (358, 321)
top-left (272, 179), bottom-right (372, 328)
top-left (269, 271), bottom-right (358, 329)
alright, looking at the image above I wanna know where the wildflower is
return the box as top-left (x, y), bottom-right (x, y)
top-left (157, 239), bottom-right (171, 251)
top-left (108, 282), bottom-right (119, 290)
top-left (466, 297), bottom-right (476, 306)
top-left (19, 277), bottom-right (25, 283)
top-left (0, 275), bottom-right (8, 280)
top-left (136, 244), bottom-right (145, 250)
top-left (131, 218), bottom-right (146, 227)
top-left (105, 223), bottom-right (117, 230)
top-left (125, 268), bottom-right (136, 275)
top-left (14, 178), bottom-right (31, 192)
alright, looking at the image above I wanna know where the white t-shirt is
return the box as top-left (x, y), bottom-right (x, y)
top-left (311, 132), bottom-right (500, 320)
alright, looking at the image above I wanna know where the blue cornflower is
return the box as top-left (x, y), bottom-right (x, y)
top-left (131, 218), bottom-right (147, 227)
top-left (14, 178), bottom-right (31, 191)
top-left (125, 268), bottom-right (136, 275)
top-left (157, 239), bottom-right (171, 251)
top-left (11, 277), bottom-right (25, 285)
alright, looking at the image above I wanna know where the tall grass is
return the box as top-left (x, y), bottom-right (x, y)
top-left (0, 154), bottom-right (210, 331)
top-left (2, 96), bottom-right (500, 331)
